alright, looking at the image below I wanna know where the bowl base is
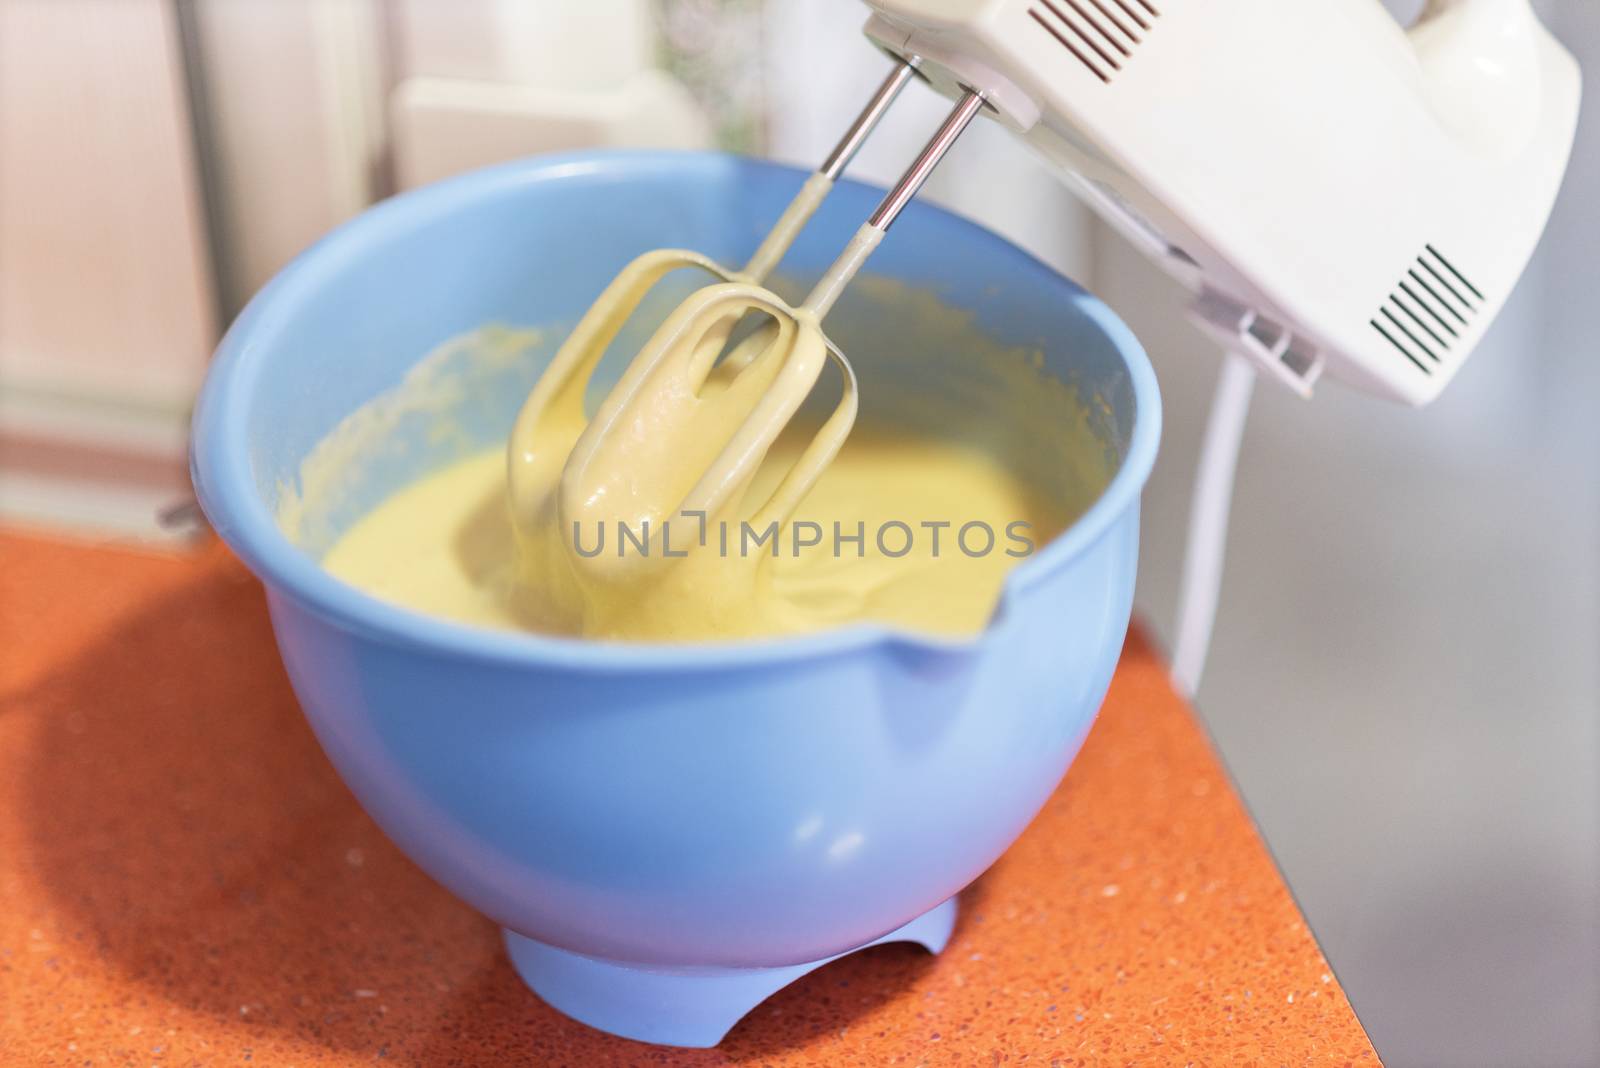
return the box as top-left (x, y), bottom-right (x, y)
top-left (502, 895), bottom-right (959, 1047)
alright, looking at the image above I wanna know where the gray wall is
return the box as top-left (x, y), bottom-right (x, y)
top-left (1111, 5), bottom-right (1600, 1063)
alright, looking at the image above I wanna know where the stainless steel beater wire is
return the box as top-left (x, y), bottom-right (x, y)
top-left (818, 59), bottom-right (919, 181)
top-left (866, 89), bottom-right (987, 231)
top-left (802, 89), bottom-right (991, 319)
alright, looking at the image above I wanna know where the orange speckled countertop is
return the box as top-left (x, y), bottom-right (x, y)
top-left (0, 528), bottom-right (1377, 1067)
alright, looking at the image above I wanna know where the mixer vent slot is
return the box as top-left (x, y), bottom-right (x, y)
top-left (1369, 244), bottom-right (1484, 375)
top-left (1029, 0), bottom-right (1160, 84)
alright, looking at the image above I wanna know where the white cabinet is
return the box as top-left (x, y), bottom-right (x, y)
top-left (0, 0), bottom-right (216, 535)
top-left (388, 0), bottom-right (710, 190)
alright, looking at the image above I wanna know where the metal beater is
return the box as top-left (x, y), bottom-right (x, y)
top-left (509, 67), bottom-right (989, 565)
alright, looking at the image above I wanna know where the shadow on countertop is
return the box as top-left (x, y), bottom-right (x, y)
top-left (13, 557), bottom-right (980, 1064)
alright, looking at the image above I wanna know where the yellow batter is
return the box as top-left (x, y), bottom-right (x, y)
top-left (311, 271), bottom-right (1109, 643)
top-left (324, 423), bottom-right (1067, 639)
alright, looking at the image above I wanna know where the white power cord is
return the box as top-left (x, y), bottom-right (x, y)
top-left (1170, 349), bottom-right (1256, 699)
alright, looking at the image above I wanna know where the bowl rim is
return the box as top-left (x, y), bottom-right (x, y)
top-left (190, 149), bottom-right (1162, 672)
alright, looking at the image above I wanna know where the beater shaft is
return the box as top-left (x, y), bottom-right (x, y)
top-left (820, 60), bottom-right (919, 180)
top-left (868, 90), bottom-right (987, 232)
top-left (805, 89), bottom-right (989, 318)
top-left (741, 60), bottom-right (918, 283)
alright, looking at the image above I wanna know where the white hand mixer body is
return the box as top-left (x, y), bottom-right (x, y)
top-left (860, 0), bottom-right (1580, 403)
top-left (852, 0), bottom-right (1579, 693)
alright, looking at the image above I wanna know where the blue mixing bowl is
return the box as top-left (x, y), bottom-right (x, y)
top-left (189, 150), bottom-right (1160, 1047)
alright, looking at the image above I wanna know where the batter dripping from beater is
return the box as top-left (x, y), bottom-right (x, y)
top-left (317, 86), bottom-right (1104, 642)
top-left (500, 222), bottom-right (882, 638)
top-left (316, 268), bottom-right (1096, 642)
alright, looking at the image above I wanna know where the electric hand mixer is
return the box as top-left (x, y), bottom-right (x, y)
top-left (520, 0), bottom-right (1579, 683)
